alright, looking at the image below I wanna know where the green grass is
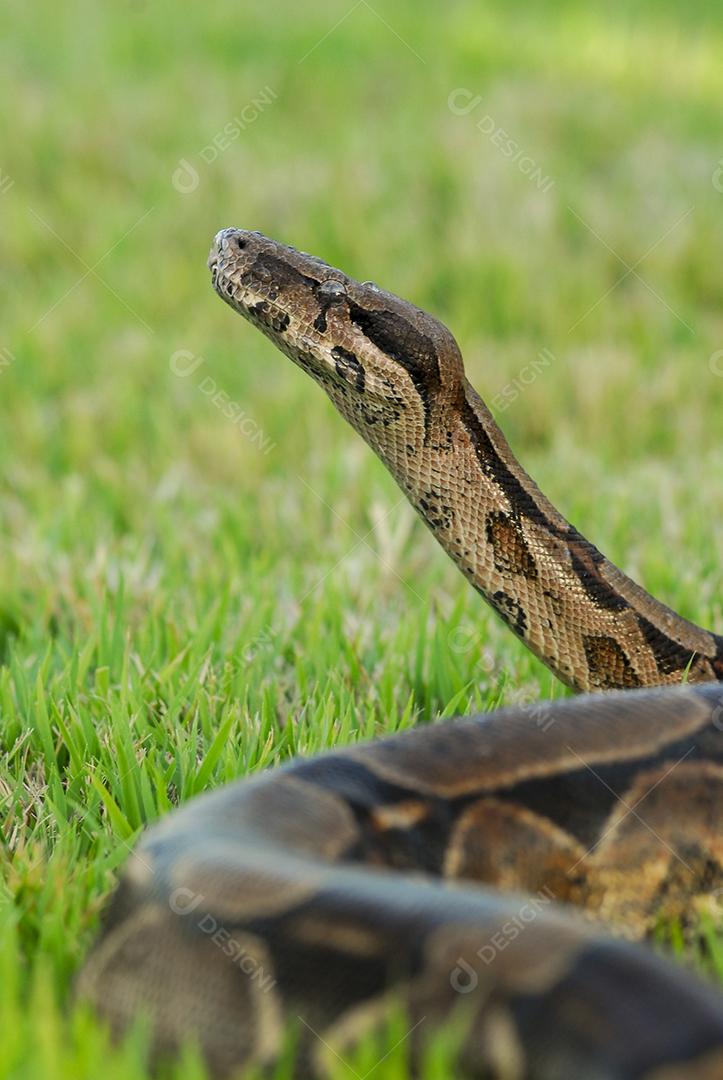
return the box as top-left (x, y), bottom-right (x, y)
top-left (1, 0), bottom-right (723, 1075)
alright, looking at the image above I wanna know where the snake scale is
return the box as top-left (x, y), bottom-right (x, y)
top-left (78, 229), bottom-right (723, 1079)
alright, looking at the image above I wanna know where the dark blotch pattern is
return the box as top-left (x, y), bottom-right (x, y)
top-left (490, 590), bottom-right (528, 637)
top-left (486, 511), bottom-right (538, 579)
top-left (249, 301), bottom-right (290, 334)
top-left (493, 720), bottom-right (723, 849)
top-left (349, 304), bottom-right (440, 430)
top-left (583, 635), bottom-right (642, 689)
top-left (331, 346), bottom-right (365, 392)
top-left (418, 489), bottom-right (454, 531)
top-left (567, 539), bottom-right (629, 613)
top-left (249, 252), bottom-right (318, 291)
top-left (636, 615), bottom-right (697, 676)
top-left (461, 395), bottom-right (630, 613)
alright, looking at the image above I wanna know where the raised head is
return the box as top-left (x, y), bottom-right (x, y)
top-left (208, 228), bottom-right (465, 453)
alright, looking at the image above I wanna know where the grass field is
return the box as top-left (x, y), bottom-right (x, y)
top-left (1, 0), bottom-right (723, 1076)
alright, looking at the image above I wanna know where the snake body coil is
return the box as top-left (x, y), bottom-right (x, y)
top-left (79, 230), bottom-right (723, 1078)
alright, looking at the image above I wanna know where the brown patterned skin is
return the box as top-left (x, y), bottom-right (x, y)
top-left (78, 230), bottom-right (723, 1079)
top-left (207, 230), bottom-right (722, 693)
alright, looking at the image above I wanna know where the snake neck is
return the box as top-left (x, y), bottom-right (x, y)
top-left (380, 380), bottom-right (723, 693)
top-left (208, 228), bottom-right (723, 694)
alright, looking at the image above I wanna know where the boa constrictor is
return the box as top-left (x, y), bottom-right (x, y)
top-left (79, 229), bottom-right (723, 1079)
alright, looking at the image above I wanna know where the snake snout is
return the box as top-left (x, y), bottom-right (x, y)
top-left (209, 227), bottom-right (265, 269)
top-left (208, 227), bottom-right (239, 270)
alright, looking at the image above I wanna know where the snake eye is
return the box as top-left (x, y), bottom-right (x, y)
top-left (317, 279), bottom-right (347, 301)
top-left (237, 237), bottom-right (247, 250)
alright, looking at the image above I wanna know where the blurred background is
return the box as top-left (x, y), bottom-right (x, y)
top-left (1, 1), bottom-right (722, 1076)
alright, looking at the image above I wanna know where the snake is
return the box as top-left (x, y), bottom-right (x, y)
top-left (78, 228), bottom-right (723, 1079)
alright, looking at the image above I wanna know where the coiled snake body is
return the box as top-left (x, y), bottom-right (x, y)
top-left (79, 230), bottom-right (723, 1078)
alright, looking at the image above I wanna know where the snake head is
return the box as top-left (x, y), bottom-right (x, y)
top-left (209, 228), bottom-right (465, 453)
